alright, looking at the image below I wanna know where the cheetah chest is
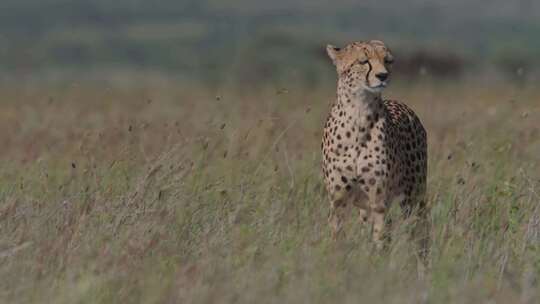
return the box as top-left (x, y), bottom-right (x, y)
top-left (322, 106), bottom-right (392, 196)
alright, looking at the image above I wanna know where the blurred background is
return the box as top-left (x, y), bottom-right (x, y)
top-left (1, 0), bottom-right (540, 87)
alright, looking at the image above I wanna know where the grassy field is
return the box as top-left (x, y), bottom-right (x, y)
top-left (1, 77), bottom-right (539, 303)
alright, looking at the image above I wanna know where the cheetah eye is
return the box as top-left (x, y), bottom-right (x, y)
top-left (358, 59), bottom-right (369, 65)
top-left (384, 58), bottom-right (394, 64)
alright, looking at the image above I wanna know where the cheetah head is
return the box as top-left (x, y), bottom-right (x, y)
top-left (326, 40), bottom-right (394, 94)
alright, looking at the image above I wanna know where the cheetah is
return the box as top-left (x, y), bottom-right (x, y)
top-left (321, 40), bottom-right (429, 257)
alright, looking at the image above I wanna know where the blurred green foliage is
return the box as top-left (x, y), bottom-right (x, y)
top-left (0, 0), bottom-right (539, 84)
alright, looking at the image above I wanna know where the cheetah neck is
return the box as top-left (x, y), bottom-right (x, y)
top-left (335, 85), bottom-right (384, 129)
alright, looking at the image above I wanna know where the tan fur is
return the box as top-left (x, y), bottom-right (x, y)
top-left (322, 40), bottom-right (429, 259)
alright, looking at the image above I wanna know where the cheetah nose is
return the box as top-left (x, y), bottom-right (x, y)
top-left (375, 72), bottom-right (388, 82)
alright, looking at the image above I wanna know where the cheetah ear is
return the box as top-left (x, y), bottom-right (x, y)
top-left (326, 44), bottom-right (341, 65)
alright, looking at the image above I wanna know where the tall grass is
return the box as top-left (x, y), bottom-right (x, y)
top-left (0, 79), bottom-right (539, 303)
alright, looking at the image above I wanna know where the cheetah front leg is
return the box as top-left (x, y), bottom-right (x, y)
top-left (358, 208), bottom-right (368, 225)
top-left (369, 203), bottom-right (389, 249)
top-left (351, 191), bottom-right (369, 226)
top-left (328, 187), bottom-right (353, 240)
top-left (328, 199), bottom-right (347, 240)
top-left (366, 187), bottom-right (391, 249)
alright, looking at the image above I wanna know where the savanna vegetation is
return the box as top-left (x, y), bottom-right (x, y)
top-left (1, 0), bottom-right (540, 303)
top-left (1, 78), bottom-right (539, 303)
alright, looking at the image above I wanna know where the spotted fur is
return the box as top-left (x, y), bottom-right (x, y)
top-left (322, 40), bottom-right (429, 255)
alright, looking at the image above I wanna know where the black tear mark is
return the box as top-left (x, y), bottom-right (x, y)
top-left (365, 60), bottom-right (372, 85)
